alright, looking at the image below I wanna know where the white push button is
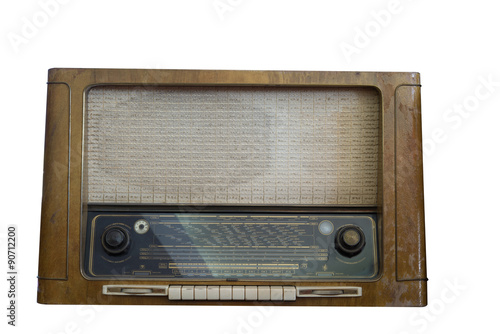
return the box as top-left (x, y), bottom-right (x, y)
top-left (245, 286), bottom-right (258, 300)
top-left (270, 286), bottom-right (283, 301)
top-left (168, 285), bottom-right (182, 300)
top-left (207, 286), bottom-right (220, 300)
top-left (283, 286), bottom-right (296, 301)
top-left (220, 286), bottom-right (232, 300)
top-left (194, 286), bottom-right (207, 300)
top-left (257, 286), bottom-right (271, 301)
top-left (233, 286), bottom-right (245, 300)
top-left (181, 286), bottom-right (194, 300)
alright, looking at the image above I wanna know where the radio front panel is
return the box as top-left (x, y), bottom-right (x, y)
top-left (81, 85), bottom-right (381, 283)
top-left (84, 212), bottom-right (378, 280)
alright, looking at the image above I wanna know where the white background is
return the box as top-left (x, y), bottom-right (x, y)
top-left (1, 0), bottom-right (499, 333)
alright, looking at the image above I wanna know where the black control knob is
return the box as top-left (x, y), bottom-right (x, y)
top-left (335, 225), bottom-right (366, 258)
top-left (102, 227), bottom-right (130, 255)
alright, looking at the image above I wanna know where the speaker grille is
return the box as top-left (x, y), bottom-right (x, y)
top-left (84, 86), bottom-right (380, 205)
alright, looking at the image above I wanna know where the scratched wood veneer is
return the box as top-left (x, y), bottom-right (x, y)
top-left (38, 69), bottom-right (427, 306)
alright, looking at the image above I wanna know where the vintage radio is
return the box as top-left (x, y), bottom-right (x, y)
top-left (38, 69), bottom-right (427, 306)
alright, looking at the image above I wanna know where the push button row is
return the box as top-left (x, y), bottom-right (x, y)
top-left (102, 285), bottom-right (361, 299)
top-left (167, 285), bottom-right (296, 301)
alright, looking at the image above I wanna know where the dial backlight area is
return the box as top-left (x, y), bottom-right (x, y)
top-left (134, 219), bottom-right (150, 234)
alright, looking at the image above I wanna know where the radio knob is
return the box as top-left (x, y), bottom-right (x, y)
top-left (335, 226), bottom-right (365, 258)
top-left (102, 227), bottom-right (130, 255)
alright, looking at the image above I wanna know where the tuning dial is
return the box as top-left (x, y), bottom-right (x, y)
top-left (102, 227), bottom-right (130, 255)
top-left (335, 225), bottom-right (365, 258)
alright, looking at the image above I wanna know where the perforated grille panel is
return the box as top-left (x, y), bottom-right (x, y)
top-left (84, 86), bottom-right (380, 205)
